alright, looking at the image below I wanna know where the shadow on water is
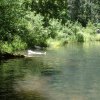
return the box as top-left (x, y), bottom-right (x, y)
top-left (0, 59), bottom-right (47, 100)
top-left (0, 61), bottom-right (19, 100)
top-left (41, 67), bottom-right (61, 76)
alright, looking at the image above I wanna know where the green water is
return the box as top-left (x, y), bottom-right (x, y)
top-left (0, 43), bottom-right (100, 100)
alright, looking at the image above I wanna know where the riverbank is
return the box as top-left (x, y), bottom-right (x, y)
top-left (1, 37), bottom-right (100, 60)
top-left (0, 52), bottom-right (25, 60)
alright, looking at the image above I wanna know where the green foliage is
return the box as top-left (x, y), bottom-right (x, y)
top-left (24, 11), bottom-right (49, 47)
top-left (0, 36), bottom-right (27, 53)
top-left (0, 0), bottom-right (100, 54)
top-left (11, 35), bottom-right (27, 51)
top-left (47, 20), bottom-right (99, 43)
top-left (76, 33), bottom-right (84, 42)
top-left (31, 0), bottom-right (68, 25)
top-left (0, 0), bottom-right (49, 53)
top-left (0, 41), bottom-right (13, 53)
top-left (48, 19), bottom-right (63, 38)
top-left (83, 21), bottom-right (96, 35)
top-left (31, 0), bottom-right (100, 26)
top-left (0, 0), bottom-right (28, 53)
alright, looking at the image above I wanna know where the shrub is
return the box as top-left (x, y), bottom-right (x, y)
top-left (24, 12), bottom-right (49, 47)
top-left (0, 41), bottom-right (13, 53)
top-left (11, 35), bottom-right (27, 51)
top-left (48, 19), bottom-right (63, 38)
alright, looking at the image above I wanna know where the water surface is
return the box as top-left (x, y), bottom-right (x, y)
top-left (0, 43), bottom-right (100, 100)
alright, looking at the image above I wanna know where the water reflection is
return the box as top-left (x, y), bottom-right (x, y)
top-left (0, 43), bottom-right (100, 100)
top-left (14, 74), bottom-right (49, 100)
top-left (0, 60), bottom-right (21, 100)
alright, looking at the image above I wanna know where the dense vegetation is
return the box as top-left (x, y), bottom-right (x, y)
top-left (0, 0), bottom-right (100, 53)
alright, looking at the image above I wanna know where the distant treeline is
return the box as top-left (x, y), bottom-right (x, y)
top-left (31, 0), bottom-right (100, 26)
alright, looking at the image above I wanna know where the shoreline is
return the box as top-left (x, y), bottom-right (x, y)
top-left (0, 52), bottom-right (25, 60)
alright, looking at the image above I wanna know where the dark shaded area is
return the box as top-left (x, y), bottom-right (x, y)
top-left (0, 52), bottom-right (25, 60)
top-left (41, 67), bottom-right (61, 76)
top-left (0, 55), bottom-right (50, 100)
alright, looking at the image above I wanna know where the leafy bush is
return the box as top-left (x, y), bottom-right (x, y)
top-left (49, 20), bottom-right (84, 43)
top-left (48, 19), bottom-right (63, 38)
top-left (24, 12), bottom-right (49, 47)
top-left (0, 42), bottom-right (12, 53)
top-left (0, 0), bottom-right (100, 54)
top-left (11, 35), bottom-right (27, 51)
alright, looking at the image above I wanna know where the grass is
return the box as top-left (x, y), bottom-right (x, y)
top-left (47, 38), bottom-right (62, 49)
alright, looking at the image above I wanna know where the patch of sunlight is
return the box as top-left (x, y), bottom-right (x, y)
top-left (95, 34), bottom-right (100, 41)
top-left (14, 74), bottom-right (48, 92)
top-left (13, 72), bottom-right (53, 99)
top-left (47, 39), bottom-right (61, 49)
